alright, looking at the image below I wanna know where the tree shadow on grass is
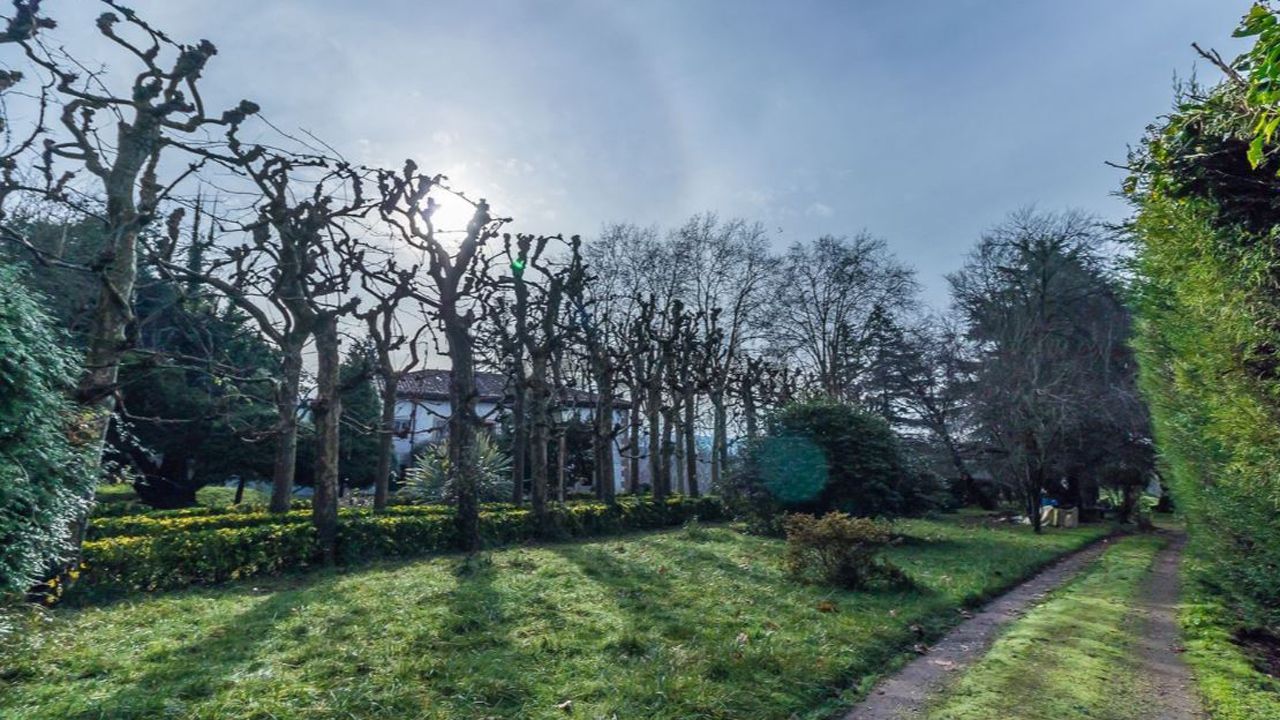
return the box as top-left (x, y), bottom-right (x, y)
top-left (549, 543), bottom-right (685, 644)
top-left (65, 578), bottom-right (361, 720)
top-left (400, 554), bottom-right (536, 718)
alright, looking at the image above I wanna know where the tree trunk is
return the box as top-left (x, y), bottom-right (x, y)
top-left (674, 417), bottom-right (686, 494)
top-left (684, 386), bottom-right (698, 497)
top-left (1026, 460), bottom-right (1044, 534)
top-left (510, 373), bottom-right (527, 505)
top-left (627, 389), bottom-right (641, 494)
top-left (528, 357), bottom-right (550, 524)
top-left (743, 389), bottom-right (758, 441)
top-left (66, 121), bottom-right (160, 559)
top-left (710, 389), bottom-right (726, 493)
top-left (270, 335), bottom-right (305, 513)
top-left (647, 381), bottom-right (663, 497)
top-left (444, 309), bottom-right (482, 552)
top-left (374, 376), bottom-right (398, 510)
top-left (660, 407), bottom-right (675, 499)
top-left (594, 359), bottom-right (617, 503)
top-left (312, 317), bottom-right (342, 565)
top-left (557, 431), bottom-right (567, 502)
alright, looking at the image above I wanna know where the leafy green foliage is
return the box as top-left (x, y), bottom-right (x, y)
top-left (726, 399), bottom-right (940, 533)
top-left (77, 496), bottom-right (726, 594)
top-left (193, 485), bottom-right (268, 509)
top-left (783, 512), bottom-right (904, 589)
top-left (401, 433), bottom-right (513, 504)
top-left (1236, 4), bottom-right (1280, 171)
top-left (0, 264), bottom-right (94, 596)
top-left (338, 341), bottom-right (383, 490)
top-left (1128, 95), bottom-right (1280, 631)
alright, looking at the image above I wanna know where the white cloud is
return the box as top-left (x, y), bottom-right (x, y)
top-left (805, 201), bottom-right (834, 218)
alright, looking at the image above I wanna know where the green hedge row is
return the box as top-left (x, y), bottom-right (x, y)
top-left (88, 497), bottom-right (312, 519)
top-left (80, 496), bottom-right (725, 593)
top-left (86, 503), bottom-right (462, 540)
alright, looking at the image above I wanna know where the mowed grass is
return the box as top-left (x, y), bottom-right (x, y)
top-left (1178, 560), bottom-right (1280, 720)
top-left (923, 534), bottom-right (1165, 720)
top-left (0, 515), bottom-right (1108, 720)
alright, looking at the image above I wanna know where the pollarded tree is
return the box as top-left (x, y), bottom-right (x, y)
top-left (355, 256), bottom-right (430, 510)
top-left (562, 252), bottom-right (625, 504)
top-left (582, 223), bottom-right (658, 494)
top-left (375, 162), bottom-right (506, 552)
top-left (0, 1), bottom-right (258, 559)
top-left (506, 233), bottom-right (582, 522)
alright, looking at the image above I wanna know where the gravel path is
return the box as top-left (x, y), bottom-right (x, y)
top-left (840, 536), bottom-right (1116, 720)
top-left (1128, 531), bottom-right (1205, 720)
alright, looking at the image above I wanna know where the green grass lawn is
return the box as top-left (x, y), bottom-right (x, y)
top-left (0, 515), bottom-right (1108, 720)
top-left (1179, 559), bottom-right (1280, 720)
top-left (922, 533), bottom-right (1165, 720)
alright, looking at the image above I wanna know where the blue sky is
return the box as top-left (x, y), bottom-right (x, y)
top-left (49, 1), bottom-right (1248, 305)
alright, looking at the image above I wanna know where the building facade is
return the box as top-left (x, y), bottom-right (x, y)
top-left (392, 369), bottom-right (631, 493)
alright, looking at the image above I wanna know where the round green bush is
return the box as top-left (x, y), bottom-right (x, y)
top-left (728, 399), bottom-right (940, 531)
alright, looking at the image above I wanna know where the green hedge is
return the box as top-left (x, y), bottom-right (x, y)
top-left (1129, 126), bottom-right (1280, 630)
top-left (80, 496), bottom-right (725, 593)
top-left (88, 497), bottom-right (311, 519)
top-left (85, 503), bottom-right (460, 540)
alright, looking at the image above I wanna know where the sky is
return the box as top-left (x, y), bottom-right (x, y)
top-left (39, 0), bottom-right (1250, 307)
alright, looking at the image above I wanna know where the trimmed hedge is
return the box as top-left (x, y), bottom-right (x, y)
top-left (88, 497), bottom-right (311, 519)
top-left (85, 503), bottom-right (459, 540)
top-left (80, 496), bottom-right (725, 593)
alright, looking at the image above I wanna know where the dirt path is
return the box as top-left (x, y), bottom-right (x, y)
top-left (841, 537), bottom-right (1116, 720)
top-left (1128, 531), bottom-right (1204, 720)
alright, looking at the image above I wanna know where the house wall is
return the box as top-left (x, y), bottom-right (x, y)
top-left (391, 398), bottom-right (629, 493)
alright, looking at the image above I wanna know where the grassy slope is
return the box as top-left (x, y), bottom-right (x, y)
top-left (923, 534), bottom-right (1165, 720)
top-left (0, 516), bottom-right (1107, 720)
top-left (1179, 554), bottom-right (1280, 720)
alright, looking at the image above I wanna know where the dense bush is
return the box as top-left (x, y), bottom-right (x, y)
top-left (724, 399), bottom-right (940, 533)
top-left (0, 266), bottom-right (94, 596)
top-left (782, 512), bottom-right (903, 589)
top-left (194, 485), bottom-right (269, 509)
top-left (1127, 69), bottom-right (1280, 631)
top-left (79, 496), bottom-right (725, 593)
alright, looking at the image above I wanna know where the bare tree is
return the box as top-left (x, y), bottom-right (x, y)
top-left (356, 257), bottom-right (430, 510)
top-left (376, 161), bottom-right (505, 552)
top-left (673, 214), bottom-right (775, 488)
top-left (0, 1), bottom-right (257, 561)
top-left (770, 234), bottom-right (917, 400)
top-left (892, 315), bottom-right (983, 503)
top-left (583, 223), bottom-right (658, 494)
top-left (561, 248), bottom-right (623, 503)
top-left (508, 233), bottom-right (579, 522)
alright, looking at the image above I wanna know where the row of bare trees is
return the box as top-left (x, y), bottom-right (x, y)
top-left (0, 2), bottom-right (848, 559)
top-left (1, 2), bottom-right (1141, 572)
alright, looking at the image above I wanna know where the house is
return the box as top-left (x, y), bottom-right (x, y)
top-left (392, 369), bottom-right (632, 493)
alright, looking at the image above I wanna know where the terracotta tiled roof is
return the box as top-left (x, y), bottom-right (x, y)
top-left (397, 369), bottom-right (630, 408)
